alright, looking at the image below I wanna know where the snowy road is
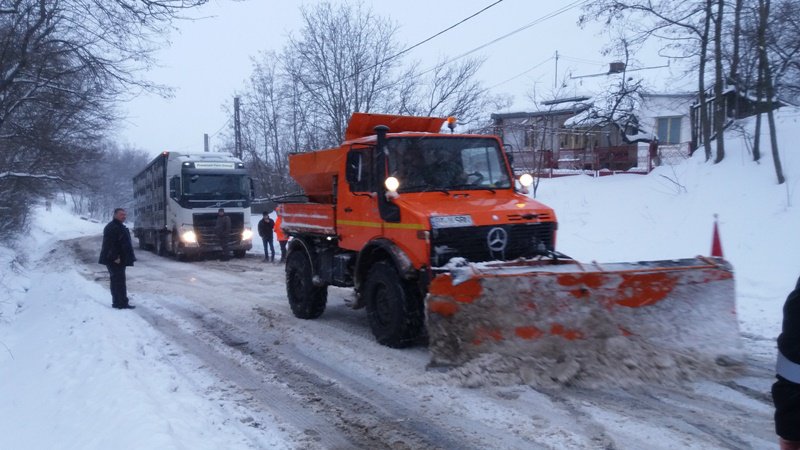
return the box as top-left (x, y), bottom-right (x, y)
top-left (70, 235), bottom-right (777, 449)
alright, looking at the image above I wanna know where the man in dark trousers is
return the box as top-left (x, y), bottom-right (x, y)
top-left (98, 208), bottom-right (136, 309)
top-left (774, 276), bottom-right (800, 450)
top-left (258, 211), bottom-right (275, 262)
top-left (215, 208), bottom-right (232, 261)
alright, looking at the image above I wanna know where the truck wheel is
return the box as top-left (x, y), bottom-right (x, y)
top-left (233, 250), bottom-right (246, 258)
top-left (286, 250), bottom-right (327, 319)
top-left (364, 261), bottom-right (423, 348)
top-left (171, 232), bottom-right (188, 261)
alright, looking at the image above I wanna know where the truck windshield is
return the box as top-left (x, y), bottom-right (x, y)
top-left (182, 174), bottom-right (249, 199)
top-left (386, 137), bottom-right (511, 192)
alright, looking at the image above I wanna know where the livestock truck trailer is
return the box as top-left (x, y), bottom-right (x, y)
top-left (133, 151), bottom-right (254, 259)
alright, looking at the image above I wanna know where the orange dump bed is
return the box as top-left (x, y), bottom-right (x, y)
top-left (288, 148), bottom-right (345, 203)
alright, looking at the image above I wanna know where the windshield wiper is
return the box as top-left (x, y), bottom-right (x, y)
top-left (448, 184), bottom-right (496, 194)
top-left (405, 184), bottom-right (450, 195)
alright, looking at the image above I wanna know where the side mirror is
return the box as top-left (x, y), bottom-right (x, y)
top-left (169, 176), bottom-right (180, 200)
top-left (249, 178), bottom-right (255, 200)
top-left (504, 143), bottom-right (514, 165)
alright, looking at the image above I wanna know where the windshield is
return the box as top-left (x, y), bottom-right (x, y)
top-left (182, 174), bottom-right (249, 200)
top-left (386, 137), bottom-right (511, 192)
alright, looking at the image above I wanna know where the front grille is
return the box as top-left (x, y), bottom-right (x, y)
top-left (193, 213), bottom-right (244, 246)
top-left (430, 222), bottom-right (555, 266)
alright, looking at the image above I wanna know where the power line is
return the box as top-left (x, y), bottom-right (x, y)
top-left (488, 56), bottom-right (554, 89)
top-left (559, 54), bottom-right (606, 65)
top-left (417, 0), bottom-right (590, 78)
top-left (233, 0), bottom-right (588, 121)
top-left (235, 1), bottom-right (507, 108)
top-left (313, 0), bottom-right (507, 92)
top-left (385, 0), bottom-right (505, 64)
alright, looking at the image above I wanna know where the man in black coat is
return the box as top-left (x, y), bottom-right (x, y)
top-left (98, 208), bottom-right (137, 309)
top-left (774, 276), bottom-right (800, 450)
top-left (215, 208), bottom-right (232, 261)
top-left (258, 211), bottom-right (275, 262)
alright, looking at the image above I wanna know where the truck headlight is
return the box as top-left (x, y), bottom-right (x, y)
top-left (242, 228), bottom-right (253, 241)
top-left (384, 176), bottom-right (399, 193)
top-left (181, 230), bottom-right (197, 243)
top-left (519, 173), bottom-right (533, 187)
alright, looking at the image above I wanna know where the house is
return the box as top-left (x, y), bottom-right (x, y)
top-left (491, 91), bottom-right (696, 175)
top-left (637, 92), bottom-right (695, 163)
top-left (490, 96), bottom-right (592, 173)
top-left (690, 85), bottom-right (784, 151)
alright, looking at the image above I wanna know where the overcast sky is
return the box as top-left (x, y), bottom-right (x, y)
top-left (117, 0), bottom-right (680, 157)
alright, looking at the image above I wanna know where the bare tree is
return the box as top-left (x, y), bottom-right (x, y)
top-left (229, 1), bottom-right (495, 197)
top-left (582, 0), bottom-right (716, 160)
top-left (756, 0), bottom-right (784, 183)
top-left (400, 57), bottom-right (492, 125)
top-left (284, 1), bottom-right (404, 146)
top-left (713, 0), bottom-right (726, 163)
top-left (0, 0), bottom-right (208, 237)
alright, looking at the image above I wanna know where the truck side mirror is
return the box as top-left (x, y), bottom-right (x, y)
top-left (169, 176), bottom-right (180, 200)
top-left (504, 143), bottom-right (514, 165)
top-left (249, 178), bottom-right (255, 200)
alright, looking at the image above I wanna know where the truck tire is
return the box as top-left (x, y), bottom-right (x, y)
top-left (171, 232), bottom-right (188, 261)
top-left (364, 261), bottom-right (424, 348)
top-left (233, 249), bottom-right (246, 258)
top-left (286, 250), bottom-right (327, 319)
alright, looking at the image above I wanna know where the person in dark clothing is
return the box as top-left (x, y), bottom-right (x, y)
top-left (773, 276), bottom-right (800, 450)
top-left (215, 208), bottom-right (232, 261)
top-left (98, 208), bottom-right (136, 309)
top-left (258, 211), bottom-right (275, 262)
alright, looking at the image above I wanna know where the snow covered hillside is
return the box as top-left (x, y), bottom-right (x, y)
top-left (0, 108), bottom-right (797, 449)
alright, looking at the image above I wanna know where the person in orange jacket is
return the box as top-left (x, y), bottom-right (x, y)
top-left (274, 214), bottom-right (288, 263)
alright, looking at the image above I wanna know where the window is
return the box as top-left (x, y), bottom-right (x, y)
top-left (656, 117), bottom-right (682, 144)
top-left (386, 137), bottom-right (511, 192)
top-left (346, 147), bottom-right (373, 192)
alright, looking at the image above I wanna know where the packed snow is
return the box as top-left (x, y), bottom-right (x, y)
top-left (1, 109), bottom-right (797, 448)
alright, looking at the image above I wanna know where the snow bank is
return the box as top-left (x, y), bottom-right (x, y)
top-left (0, 204), bottom-right (289, 449)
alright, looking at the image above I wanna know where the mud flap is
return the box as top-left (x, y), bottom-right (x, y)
top-left (425, 257), bottom-right (740, 367)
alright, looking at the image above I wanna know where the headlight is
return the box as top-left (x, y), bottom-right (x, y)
top-left (384, 176), bottom-right (399, 193)
top-left (181, 230), bottom-right (197, 243)
top-left (242, 228), bottom-right (253, 240)
top-left (519, 173), bottom-right (533, 187)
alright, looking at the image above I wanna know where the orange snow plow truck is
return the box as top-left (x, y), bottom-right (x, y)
top-left (280, 113), bottom-right (740, 366)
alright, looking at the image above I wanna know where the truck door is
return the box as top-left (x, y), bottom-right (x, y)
top-left (338, 145), bottom-right (381, 251)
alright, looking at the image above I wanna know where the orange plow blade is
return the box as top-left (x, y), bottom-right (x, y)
top-left (425, 257), bottom-right (740, 367)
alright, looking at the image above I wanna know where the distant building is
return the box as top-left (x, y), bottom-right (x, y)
top-left (491, 91), bottom-right (696, 175)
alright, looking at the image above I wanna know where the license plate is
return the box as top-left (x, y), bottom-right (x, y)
top-left (430, 215), bottom-right (473, 229)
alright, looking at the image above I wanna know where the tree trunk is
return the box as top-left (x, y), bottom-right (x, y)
top-left (700, 0), bottom-right (713, 161)
top-left (759, 0), bottom-right (785, 184)
top-left (729, 0), bottom-right (744, 117)
top-left (713, 0), bottom-right (726, 163)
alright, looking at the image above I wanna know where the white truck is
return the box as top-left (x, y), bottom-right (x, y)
top-left (133, 151), bottom-right (254, 259)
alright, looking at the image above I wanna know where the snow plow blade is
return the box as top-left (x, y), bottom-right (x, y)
top-left (425, 257), bottom-right (740, 367)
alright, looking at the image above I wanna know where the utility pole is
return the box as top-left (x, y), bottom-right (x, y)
top-left (554, 50), bottom-right (559, 89)
top-left (204, 133), bottom-right (209, 152)
top-left (234, 96), bottom-right (242, 159)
